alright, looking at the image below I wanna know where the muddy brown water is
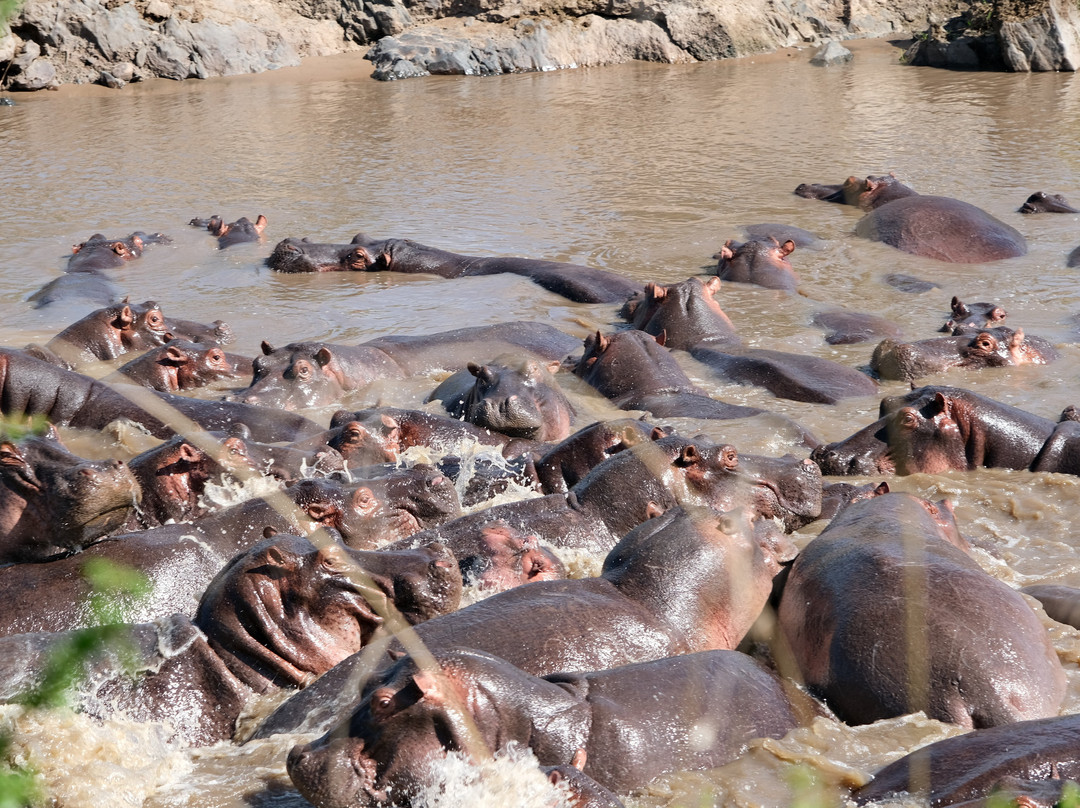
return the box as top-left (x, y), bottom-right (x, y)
top-left (2, 36), bottom-right (1080, 808)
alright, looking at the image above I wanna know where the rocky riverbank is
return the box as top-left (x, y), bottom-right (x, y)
top-left (0, 0), bottom-right (1072, 89)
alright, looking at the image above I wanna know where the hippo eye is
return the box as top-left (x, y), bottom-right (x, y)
top-left (146, 312), bottom-right (164, 328)
top-left (371, 691), bottom-right (396, 718)
top-left (900, 410), bottom-right (919, 428)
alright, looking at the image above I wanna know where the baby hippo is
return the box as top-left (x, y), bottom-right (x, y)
top-left (287, 646), bottom-right (808, 807)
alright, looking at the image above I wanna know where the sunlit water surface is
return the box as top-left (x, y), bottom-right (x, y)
top-left (2, 37), bottom-right (1080, 808)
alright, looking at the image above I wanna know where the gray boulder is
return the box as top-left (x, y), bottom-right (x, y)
top-left (810, 39), bottom-right (853, 64)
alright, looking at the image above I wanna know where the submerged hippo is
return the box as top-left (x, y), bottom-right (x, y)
top-left (713, 238), bottom-right (799, 291)
top-left (190, 214), bottom-right (267, 248)
top-left (778, 492), bottom-right (1065, 727)
top-left (253, 504), bottom-right (797, 738)
top-left (870, 326), bottom-right (1057, 381)
top-left (114, 339), bottom-right (247, 392)
top-left (266, 232), bottom-right (643, 304)
top-left (797, 174), bottom-right (1027, 262)
top-left (853, 713), bottom-right (1080, 806)
top-left (939, 295), bottom-right (1008, 333)
top-left (0, 534), bottom-right (462, 746)
top-left (286, 646), bottom-right (810, 806)
top-left (810, 386), bottom-right (1057, 475)
top-left (1018, 191), bottom-right (1079, 213)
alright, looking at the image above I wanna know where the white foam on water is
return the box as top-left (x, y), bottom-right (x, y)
top-left (414, 743), bottom-right (576, 808)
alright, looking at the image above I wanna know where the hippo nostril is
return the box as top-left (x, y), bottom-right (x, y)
top-left (429, 475), bottom-right (447, 488)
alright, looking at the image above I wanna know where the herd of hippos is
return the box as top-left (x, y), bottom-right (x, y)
top-left (6, 173), bottom-right (1080, 808)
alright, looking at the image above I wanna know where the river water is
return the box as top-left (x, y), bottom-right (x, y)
top-left (2, 36), bottom-right (1080, 808)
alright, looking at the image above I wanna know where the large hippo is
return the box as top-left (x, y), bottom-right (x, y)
top-left (778, 492), bottom-right (1066, 727)
top-left (810, 386), bottom-right (1057, 475)
top-left (853, 713), bottom-right (1080, 806)
top-left (796, 174), bottom-right (1028, 262)
top-left (427, 355), bottom-right (574, 443)
top-left (286, 646), bottom-right (810, 807)
top-left (253, 504), bottom-right (797, 738)
top-left (266, 232), bottom-right (643, 304)
top-left (234, 322), bottom-right (579, 411)
top-left (870, 326), bottom-right (1057, 382)
top-left (0, 434), bottom-right (140, 563)
top-left (190, 214), bottom-right (267, 248)
top-left (0, 534), bottom-right (462, 746)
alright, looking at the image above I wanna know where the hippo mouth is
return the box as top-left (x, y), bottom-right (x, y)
top-left (287, 739), bottom-right (388, 808)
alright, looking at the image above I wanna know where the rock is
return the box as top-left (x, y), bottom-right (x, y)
top-left (144, 0), bottom-right (172, 20)
top-left (998, 0), bottom-right (1080, 70)
top-left (111, 60), bottom-right (136, 81)
top-left (11, 57), bottom-right (57, 89)
top-left (99, 69), bottom-right (125, 87)
top-left (810, 39), bottom-right (853, 64)
top-left (0, 31), bottom-right (17, 63)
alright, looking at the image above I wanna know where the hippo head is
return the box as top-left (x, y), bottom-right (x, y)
top-left (0, 436), bottom-right (141, 560)
top-left (941, 296), bottom-right (1007, 333)
top-left (1019, 191), bottom-right (1080, 214)
top-left (457, 356), bottom-right (573, 443)
top-left (458, 521), bottom-right (567, 593)
top-left (327, 416), bottom-right (401, 466)
top-left (534, 418), bottom-right (663, 494)
top-left (959, 327), bottom-right (1057, 369)
top-left (266, 234), bottom-right (385, 273)
top-left (288, 647), bottom-right (568, 808)
top-left (603, 505), bottom-right (795, 650)
top-left (235, 342), bottom-right (353, 410)
top-left (714, 238), bottom-right (799, 291)
top-left (197, 534), bottom-right (462, 692)
top-left (124, 339), bottom-right (244, 392)
top-left (622, 276), bottom-right (739, 351)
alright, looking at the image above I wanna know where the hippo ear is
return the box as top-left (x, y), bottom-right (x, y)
top-left (703, 276), bottom-right (722, 295)
top-left (719, 241), bottom-right (735, 261)
top-left (649, 426), bottom-right (666, 441)
top-left (1009, 328), bottom-right (1026, 348)
top-left (177, 442), bottom-right (201, 463)
top-left (261, 341), bottom-right (275, 356)
top-left (253, 544), bottom-right (297, 577)
top-left (263, 526), bottom-right (278, 539)
top-left (951, 296), bottom-right (968, 317)
top-left (593, 331), bottom-right (609, 353)
top-left (314, 347), bottom-right (334, 368)
top-left (467, 362), bottom-right (482, 378)
top-left (254, 215), bottom-right (268, 232)
top-left (351, 487), bottom-right (379, 516)
top-left (163, 345), bottom-right (189, 365)
top-left (112, 305), bottom-right (135, 330)
top-left (216, 223), bottom-right (232, 239)
top-left (779, 239), bottom-right (796, 256)
top-left (111, 241), bottom-right (128, 255)
top-left (645, 501), bottom-right (664, 520)
top-left (412, 669), bottom-right (447, 704)
top-left (654, 330), bottom-right (667, 348)
top-left (676, 445), bottom-right (699, 466)
top-left (874, 481), bottom-right (891, 496)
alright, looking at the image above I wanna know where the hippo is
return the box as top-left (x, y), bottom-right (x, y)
top-left (778, 492), bottom-right (1065, 728)
top-left (452, 520), bottom-right (567, 591)
top-left (532, 419), bottom-right (662, 494)
top-left (190, 214), bottom-right (267, 248)
top-left (253, 504), bottom-right (798, 738)
top-left (427, 356), bottom-right (574, 443)
top-left (817, 480), bottom-right (889, 520)
top-left (797, 174), bottom-right (1027, 262)
top-left (573, 330), bottom-right (767, 421)
top-left (1018, 191), bottom-right (1079, 213)
top-left (0, 434), bottom-right (140, 564)
top-left (1069, 244), bottom-right (1080, 267)
top-left (811, 310), bottom-right (904, 345)
top-left (852, 713), bottom-right (1080, 806)
top-left (66, 231), bottom-right (171, 273)
top-left (883, 272), bottom-right (941, 293)
top-left (713, 238), bottom-right (799, 291)
top-left (621, 277), bottom-right (878, 404)
top-left (113, 340), bottom-right (247, 392)
top-left (125, 432), bottom-right (257, 528)
top-left (286, 646), bottom-right (810, 806)
top-left (810, 386), bottom-right (1058, 475)
top-left (265, 232), bottom-right (643, 304)
top-left (1021, 583), bottom-right (1080, 629)
top-left (939, 295), bottom-right (1008, 333)
top-left (870, 327), bottom-right (1057, 381)
top-left (0, 348), bottom-right (323, 444)
top-left (235, 322), bottom-right (578, 411)
top-left (0, 534), bottom-right (462, 746)
top-left (25, 300), bottom-right (233, 370)
top-left (619, 276), bottom-right (741, 351)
